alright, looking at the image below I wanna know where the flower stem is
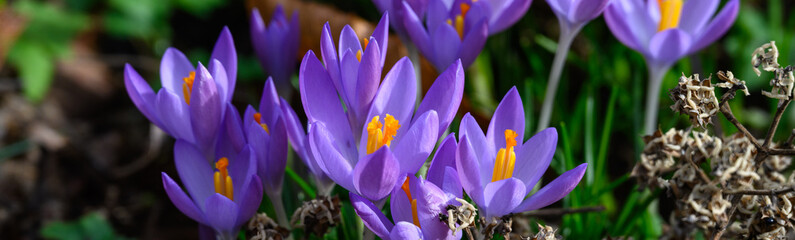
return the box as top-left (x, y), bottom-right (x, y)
top-left (268, 192), bottom-right (290, 230)
top-left (537, 25), bottom-right (581, 132)
top-left (643, 64), bottom-right (670, 134)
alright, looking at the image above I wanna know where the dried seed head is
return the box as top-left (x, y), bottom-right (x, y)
top-left (531, 224), bottom-right (560, 240)
top-left (669, 74), bottom-right (721, 128)
top-left (752, 41), bottom-right (780, 76)
top-left (289, 196), bottom-right (341, 237)
top-left (716, 71), bottom-right (750, 96)
top-left (247, 212), bottom-right (290, 240)
top-left (634, 128), bottom-right (690, 189)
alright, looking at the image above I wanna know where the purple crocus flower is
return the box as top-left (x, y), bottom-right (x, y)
top-left (317, 13), bottom-right (389, 134)
top-left (298, 48), bottom-right (465, 202)
top-left (220, 77), bottom-right (290, 226)
top-left (161, 140), bottom-right (263, 239)
top-left (536, 0), bottom-right (610, 130)
top-left (352, 136), bottom-right (464, 240)
top-left (401, 0), bottom-right (531, 70)
top-left (250, 6), bottom-right (299, 97)
top-left (124, 27), bottom-right (237, 157)
top-left (351, 173), bottom-right (461, 240)
top-left (456, 87), bottom-right (587, 219)
top-left (603, 0), bottom-right (739, 133)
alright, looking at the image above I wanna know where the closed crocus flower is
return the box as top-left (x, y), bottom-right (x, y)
top-left (537, 0), bottom-right (610, 130)
top-left (250, 6), bottom-right (299, 96)
top-left (372, 0), bottom-right (428, 36)
top-left (456, 87), bottom-right (587, 219)
top-left (125, 27), bottom-right (237, 157)
top-left (402, 0), bottom-right (488, 70)
top-left (161, 140), bottom-right (262, 240)
top-left (220, 77), bottom-right (290, 226)
top-left (401, 0), bottom-right (531, 70)
top-left (299, 50), bottom-right (465, 202)
top-left (351, 170), bottom-right (462, 240)
top-left (317, 13), bottom-right (389, 133)
top-left (604, 0), bottom-right (739, 133)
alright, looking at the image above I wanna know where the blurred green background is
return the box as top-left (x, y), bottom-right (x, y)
top-left (0, 0), bottom-right (793, 239)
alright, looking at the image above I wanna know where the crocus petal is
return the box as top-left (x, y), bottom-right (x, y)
top-left (389, 175), bottom-right (413, 224)
top-left (407, 1), bottom-right (433, 55)
top-left (689, 0), bottom-right (739, 53)
top-left (489, 0), bottom-right (532, 34)
top-left (279, 99), bottom-right (308, 161)
top-left (228, 145), bottom-right (256, 202)
top-left (458, 113), bottom-right (494, 187)
top-left (174, 140), bottom-right (214, 209)
top-left (160, 48), bottom-right (194, 96)
top-left (515, 163), bottom-right (587, 212)
top-left (416, 58), bottom-right (464, 138)
top-left (427, 134), bottom-right (463, 198)
top-left (338, 25), bottom-right (363, 59)
top-left (209, 59), bottom-right (230, 104)
top-left (353, 147), bottom-right (401, 201)
top-left (264, 118), bottom-right (288, 193)
top-left (390, 222), bottom-right (423, 240)
top-left (570, 0), bottom-right (610, 23)
top-left (162, 172), bottom-right (206, 224)
top-left (350, 193), bottom-right (394, 238)
top-left (209, 26), bottom-right (237, 96)
top-left (320, 23), bottom-right (343, 94)
top-left (458, 113), bottom-right (493, 160)
top-left (222, 103), bottom-right (246, 153)
top-left (648, 29), bottom-right (691, 65)
top-left (678, 0), bottom-right (718, 36)
top-left (392, 110), bottom-right (439, 175)
top-left (371, 12), bottom-right (389, 66)
top-left (204, 193), bottom-right (239, 234)
top-left (457, 19), bottom-right (488, 69)
top-left (235, 175), bottom-right (263, 227)
top-left (486, 87), bottom-right (525, 153)
top-left (514, 128), bottom-right (557, 190)
top-left (155, 90), bottom-right (194, 143)
top-left (546, 0), bottom-right (569, 17)
top-left (430, 23), bottom-right (461, 71)
top-left (308, 122), bottom-right (355, 191)
top-left (124, 64), bottom-right (161, 129)
top-left (456, 135), bottom-right (484, 206)
top-left (299, 51), bottom-right (356, 155)
top-left (604, 1), bottom-right (656, 53)
top-left (250, 8), bottom-right (270, 73)
top-left (190, 64), bottom-right (222, 151)
top-left (246, 121), bottom-right (271, 190)
top-left (368, 57), bottom-right (416, 122)
top-left (354, 38), bottom-right (383, 123)
top-left (258, 77), bottom-right (281, 125)
top-left (483, 178), bottom-right (525, 218)
top-left (339, 49), bottom-right (360, 117)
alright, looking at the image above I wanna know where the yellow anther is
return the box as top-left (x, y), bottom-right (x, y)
top-left (356, 50), bottom-right (362, 62)
top-left (365, 114), bottom-right (400, 154)
top-left (182, 71), bottom-right (196, 105)
top-left (657, 0), bottom-right (683, 32)
top-left (491, 130), bottom-right (518, 182)
top-left (460, 3), bottom-right (471, 17)
top-left (213, 157), bottom-right (234, 200)
top-left (401, 178), bottom-right (422, 229)
top-left (454, 15), bottom-right (464, 39)
top-left (253, 113), bottom-right (270, 134)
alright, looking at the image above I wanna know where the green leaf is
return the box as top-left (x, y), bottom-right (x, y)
top-left (8, 41), bottom-right (54, 102)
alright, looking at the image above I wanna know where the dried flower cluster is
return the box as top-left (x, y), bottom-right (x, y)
top-left (527, 224), bottom-right (561, 240)
top-left (289, 196), bottom-right (341, 237)
top-left (636, 42), bottom-right (795, 239)
top-left (754, 41), bottom-right (795, 101)
top-left (669, 74), bottom-right (721, 128)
